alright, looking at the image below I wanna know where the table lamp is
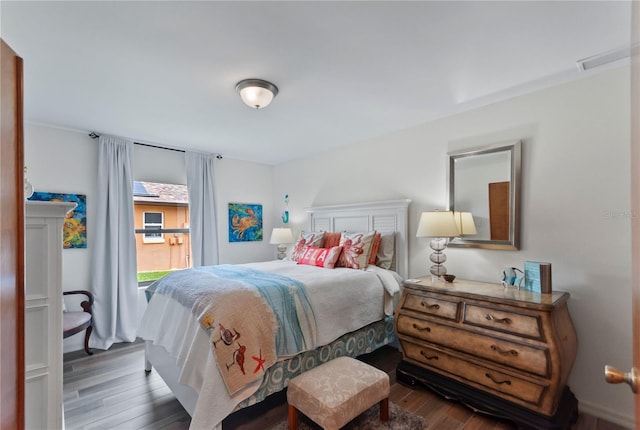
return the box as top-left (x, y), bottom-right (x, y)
top-left (416, 211), bottom-right (460, 279)
top-left (269, 228), bottom-right (294, 260)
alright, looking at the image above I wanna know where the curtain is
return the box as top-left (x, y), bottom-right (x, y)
top-left (89, 135), bottom-right (138, 350)
top-left (186, 151), bottom-right (219, 267)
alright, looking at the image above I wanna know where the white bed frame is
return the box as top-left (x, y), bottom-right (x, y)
top-left (144, 198), bottom-right (411, 423)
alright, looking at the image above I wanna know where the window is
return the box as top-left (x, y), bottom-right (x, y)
top-left (143, 211), bottom-right (164, 243)
top-left (133, 181), bottom-right (191, 285)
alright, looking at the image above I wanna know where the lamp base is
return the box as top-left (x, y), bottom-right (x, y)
top-left (430, 263), bottom-right (447, 277)
top-left (429, 238), bottom-right (449, 279)
top-left (277, 244), bottom-right (287, 260)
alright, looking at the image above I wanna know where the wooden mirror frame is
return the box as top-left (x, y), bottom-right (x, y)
top-left (447, 140), bottom-right (521, 250)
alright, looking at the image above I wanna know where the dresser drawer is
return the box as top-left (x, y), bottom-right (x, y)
top-left (401, 292), bottom-right (460, 321)
top-left (401, 340), bottom-right (547, 407)
top-left (396, 314), bottom-right (550, 377)
top-left (464, 304), bottom-right (542, 340)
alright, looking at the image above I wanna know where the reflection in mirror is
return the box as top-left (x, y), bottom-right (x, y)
top-left (448, 140), bottom-right (521, 250)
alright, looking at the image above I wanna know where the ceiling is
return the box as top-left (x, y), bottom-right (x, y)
top-left (0, 1), bottom-right (632, 165)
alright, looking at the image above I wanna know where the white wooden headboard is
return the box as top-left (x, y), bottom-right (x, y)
top-left (306, 199), bottom-right (411, 279)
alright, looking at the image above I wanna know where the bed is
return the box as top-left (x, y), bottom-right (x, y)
top-left (139, 199), bottom-right (410, 430)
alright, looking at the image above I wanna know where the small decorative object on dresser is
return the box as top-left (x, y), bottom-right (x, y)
top-left (443, 274), bottom-right (456, 283)
top-left (394, 277), bottom-right (578, 429)
top-left (501, 266), bottom-right (524, 288)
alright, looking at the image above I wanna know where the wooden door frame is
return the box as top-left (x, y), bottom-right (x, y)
top-left (0, 38), bottom-right (25, 430)
top-left (632, 2), bottom-right (640, 426)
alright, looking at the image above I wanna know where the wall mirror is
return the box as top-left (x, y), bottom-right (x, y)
top-left (447, 140), bottom-right (521, 250)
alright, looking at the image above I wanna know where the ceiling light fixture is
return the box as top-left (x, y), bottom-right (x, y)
top-left (235, 78), bottom-right (279, 109)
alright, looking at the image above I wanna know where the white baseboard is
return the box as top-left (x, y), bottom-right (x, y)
top-left (578, 398), bottom-right (635, 429)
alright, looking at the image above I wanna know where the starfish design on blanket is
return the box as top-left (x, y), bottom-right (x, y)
top-left (213, 323), bottom-right (241, 348)
top-left (226, 343), bottom-right (246, 375)
top-left (252, 349), bottom-right (266, 373)
top-left (199, 313), bottom-right (215, 329)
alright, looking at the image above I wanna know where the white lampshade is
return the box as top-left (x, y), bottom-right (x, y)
top-left (416, 211), bottom-right (460, 238)
top-left (269, 228), bottom-right (294, 244)
top-left (454, 211), bottom-right (477, 235)
top-left (236, 79), bottom-right (279, 109)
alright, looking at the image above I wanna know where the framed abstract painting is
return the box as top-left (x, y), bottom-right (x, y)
top-left (228, 203), bottom-right (263, 242)
top-left (28, 192), bottom-right (87, 248)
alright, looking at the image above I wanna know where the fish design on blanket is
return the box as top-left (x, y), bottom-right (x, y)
top-left (149, 265), bottom-right (317, 395)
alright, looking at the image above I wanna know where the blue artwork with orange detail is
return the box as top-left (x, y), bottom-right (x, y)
top-left (228, 203), bottom-right (263, 242)
top-left (28, 192), bottom-right (87, 248)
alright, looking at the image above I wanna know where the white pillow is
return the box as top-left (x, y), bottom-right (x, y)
top-left (376, 232), bottom-right (395, 270)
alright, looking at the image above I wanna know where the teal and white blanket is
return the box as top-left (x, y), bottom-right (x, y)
top-left (148, 265), bottom-right (317, 395)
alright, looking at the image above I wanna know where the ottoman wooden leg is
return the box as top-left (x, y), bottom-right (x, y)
top-left (288, 404), bottom-right (298, 430)
top-left (380, 397), bottom-right (389, 422)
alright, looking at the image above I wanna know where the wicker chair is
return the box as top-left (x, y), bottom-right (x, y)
top-left (63, 290), bottom-right (94, 355)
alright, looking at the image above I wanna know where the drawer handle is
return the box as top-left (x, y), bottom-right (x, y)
top-left (412, 323), bottom-right (431, 333)
top-left (485, 314), bottom-right (512, 325)
top-left (485, 373), bottom-right (512, 386)
top-left (419, 350), bottom-right (439, 361)
top-left (420, 301), bottom-right (440, 310)
top-left (490, 344), bottom-right (519, 357)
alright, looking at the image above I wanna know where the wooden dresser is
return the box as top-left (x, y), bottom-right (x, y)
top-left (395, 277), bottom-right (578, 429)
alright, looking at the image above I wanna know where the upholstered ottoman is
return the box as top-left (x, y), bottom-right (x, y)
top-left (287, 356), bottom-right (390, 430)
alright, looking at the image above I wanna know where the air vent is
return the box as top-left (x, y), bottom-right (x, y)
top-left (577, 44), bottom-right (639, 72)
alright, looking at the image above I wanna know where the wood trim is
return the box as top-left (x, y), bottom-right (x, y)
top-left (15, 44), bottom-right (25, 430)
top-left (0, 38), bottom-right (25, 430)
top-left (631, 1), bottom-right (640, 424)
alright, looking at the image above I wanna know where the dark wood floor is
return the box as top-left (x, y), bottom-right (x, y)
top-left (63, 340), bottom-right (628, 430)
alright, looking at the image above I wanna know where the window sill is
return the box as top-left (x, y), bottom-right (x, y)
top-left (143, 239), bottom-right (165, 244)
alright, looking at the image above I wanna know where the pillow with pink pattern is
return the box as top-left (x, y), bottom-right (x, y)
top-left (336, 231), bottom-right (376, 270)
top-left (297, 246), bottom-right (343, 269)
top-left (290, 231), bottom-right (325, 261)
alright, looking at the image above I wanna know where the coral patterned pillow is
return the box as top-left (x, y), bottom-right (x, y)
top-left (322, 232), bottom-right (342, 248)
top-left (337, 231), bottom-right (376, 270)
top-left (290, 231), bottom-right (325, 261)
top-left (297, 246), bottom-right (343, 269)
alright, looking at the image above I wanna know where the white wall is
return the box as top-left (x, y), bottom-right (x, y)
top-left (23, 124), bottom-right (276, 353)
top-left (215, 157), bottom-right (276, 263)
top-left (273, 67), bottom-right (633, 427)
